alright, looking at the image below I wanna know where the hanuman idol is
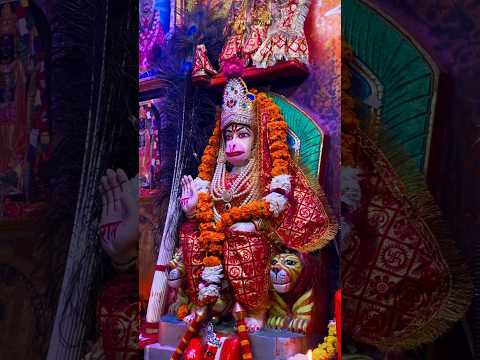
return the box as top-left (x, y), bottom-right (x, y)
top-left (174, 77), bottom-right (337, 355)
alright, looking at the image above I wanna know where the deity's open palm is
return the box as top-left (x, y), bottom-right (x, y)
top-left (99, 168), bottom-right (139, 262)
top-left (180, 175), bottom-right (198, 217)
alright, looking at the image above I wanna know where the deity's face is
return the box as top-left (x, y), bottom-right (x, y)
top-left (140, 0), bottom-right (154, 17)
top-left (224, 123), bottom-right (254, 167)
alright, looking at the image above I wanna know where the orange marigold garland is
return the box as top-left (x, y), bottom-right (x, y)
top-left (176, 304), bottom-right (189, 320)
top-left (257, 92), bottom-right (291, 176)
top-left (198, 116), bottom-right (222, 181)
top-left (194, 92), bottom-right (290, 305)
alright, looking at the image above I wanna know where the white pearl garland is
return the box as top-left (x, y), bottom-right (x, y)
top-left (211, 154), bottom-right (259, 212)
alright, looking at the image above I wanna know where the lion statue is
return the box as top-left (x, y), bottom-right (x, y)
top-left (267, 251), bottom-right (329, 336)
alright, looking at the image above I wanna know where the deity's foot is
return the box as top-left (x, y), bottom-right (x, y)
top-left (245, 309), bottom-right (266, 333)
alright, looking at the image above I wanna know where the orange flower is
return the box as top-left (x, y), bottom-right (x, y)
top-left (199, 230), bottom-right (220, 241)
top-left (196, 211), bottom-right (214, 223)
top-left (272, 166), bottom-right (289, 177)
top-left (272, 159), bottom-right (289, 169)
top-left (268, 119), bottom-right (287, 129)
top-left (199, 222), bottom-right (215, 232)
top-left (268, 132), bottom-right (285, 142)
top-left (221, 212), bottom-right (233, 226)
top-left (229, 207), bottom-right (243, 219)
top-left (203, 256), bottom-right (221, 266)
top-left (208, 244), bottom-right (223, 254)
top-left (176, 304), bottom-right (189, 320)
top-left (270, 141), bottom-right (289, 153)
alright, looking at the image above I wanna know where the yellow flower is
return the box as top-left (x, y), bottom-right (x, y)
top-left (312, 348), bottom-right (324, 360)
top-left (176, 304), bottom-right (189, 320)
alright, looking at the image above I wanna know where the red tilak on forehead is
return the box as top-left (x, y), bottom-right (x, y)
top-left (225, 124), bottom-right (251, 134)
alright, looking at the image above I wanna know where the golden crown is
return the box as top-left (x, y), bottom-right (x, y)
top-left (221, 78), bottom-right (256, 130)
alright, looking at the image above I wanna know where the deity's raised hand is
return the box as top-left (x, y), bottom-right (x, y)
top-left (98, 168), bottom-right (139, 263)
top-left (180, 175), bottom-right (198, 218)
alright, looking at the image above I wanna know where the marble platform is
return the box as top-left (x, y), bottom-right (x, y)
top-left (144, 315), bottom-right (309, 360)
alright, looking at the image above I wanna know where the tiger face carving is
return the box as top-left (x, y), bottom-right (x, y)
top-left (167, 249), bottom-right (185, 289)
top-left (270, 253), bottom-right (302, 294)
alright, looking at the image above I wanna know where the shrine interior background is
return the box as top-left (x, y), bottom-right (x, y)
top-left (342, 1), bottom-right (479, 359)
top-left (139, 0), bottom-right (480, 359)
top-left (1, 0), bottom-right (138, 359)
top-left (138, 0), bottom-right (342, 327)
top-left (0, 0), bottom-right (478, 359)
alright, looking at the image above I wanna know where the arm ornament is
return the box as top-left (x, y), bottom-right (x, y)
top-left (270, 174), bottom-right (292, 195)
top-left (264, 192), bottom-right (288, 217)
top-left (193, 177), bottom-right (210, 194)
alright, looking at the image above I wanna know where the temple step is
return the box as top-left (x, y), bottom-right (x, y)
top-left (144, 315), bottom-right (309, 360)
top-left (144, 344), bottom-right (177, 359)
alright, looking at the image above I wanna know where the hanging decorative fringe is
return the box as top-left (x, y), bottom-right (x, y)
top-left (170, 308), bottom-right (208, 360)
top-left (342, 40), bottom-right (473, 350)
top-left (373, 128), bottom-right (473, 350)
top-left (235, 319), bottom-right (254, 360)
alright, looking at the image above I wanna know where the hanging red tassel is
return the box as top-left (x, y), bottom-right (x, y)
top-left (235, 318), bottom-right (253, 360)
top-left (170, 308), bottom-right (208, 360)
top-left (335, 289), bottom-right (341, 360)
top-left (233, 303), bottom-right (253, 360)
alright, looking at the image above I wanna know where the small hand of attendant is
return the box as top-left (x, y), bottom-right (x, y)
top-left (98, 169), bottom-right (139, 267)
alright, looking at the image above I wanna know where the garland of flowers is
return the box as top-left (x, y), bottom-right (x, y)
top-left (311, 320), bottom-right (337, 360)
top-left (194, 92), bottom-right (290, 304)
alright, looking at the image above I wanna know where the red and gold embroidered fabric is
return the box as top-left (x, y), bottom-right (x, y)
top-left (342, 134), bottom-right (451, 349)
top-left (224, 231), bottom-right (271, 311)
top-left (273, 161), bottom-right (337, 252)
top-left (256, 95), bottom-right (337, 252)
top-left (180, 221), bottom-right (205, 302)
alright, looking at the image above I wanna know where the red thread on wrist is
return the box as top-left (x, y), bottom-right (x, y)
top-left (155, 264), bottom-right (169, 272)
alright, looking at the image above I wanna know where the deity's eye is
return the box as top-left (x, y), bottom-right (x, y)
top-left (225, 133), bottom-right (233, 141)
top-left (285, 259), bottom-right (296, 266)
top-left (271, 259), bottom-right (278, 265)
top-left (238, 131), bottom-right (250, 139)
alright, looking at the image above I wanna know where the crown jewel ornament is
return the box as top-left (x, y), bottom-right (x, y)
top-left (221, 78), bottom-right (256, 130)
